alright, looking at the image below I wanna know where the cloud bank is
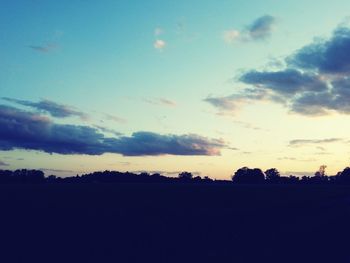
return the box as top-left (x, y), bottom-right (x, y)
top-left (0, 105), bottom-right (226, 156)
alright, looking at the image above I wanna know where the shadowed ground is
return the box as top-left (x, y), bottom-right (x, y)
top-left (0, 183), bottom-right (349, 262)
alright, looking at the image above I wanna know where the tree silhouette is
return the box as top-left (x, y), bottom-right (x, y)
top-left (265, 168), bottom-right (280, 182)
top-left (232, 167), bottom-right (265, 184)
top-left (315, 165), bottom-right (327, 177)
top-left (178, 172), bottom-right (193, 180)
top-left (337, 167), bottom-right (350, 183)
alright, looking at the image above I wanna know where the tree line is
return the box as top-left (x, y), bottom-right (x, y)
top-left (1, 165), bottom-right (350, 184)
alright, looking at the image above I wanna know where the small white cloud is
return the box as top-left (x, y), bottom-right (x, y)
top-left (154, 39), bottom-right (166, 50)
top-left (223, 30), bottom-right (240, 44)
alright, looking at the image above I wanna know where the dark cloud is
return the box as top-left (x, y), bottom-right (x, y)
top-left (110, 132), bottom-right (225, 156)
top-left (3, 98), bottom-right (88, 119)
top-left (0, 105), bottom-right (226, 156)
top-left (288, 27), bottom-right (350, 74)
top-left (93, 125), bottom-right (123, 137)
top-left (240, 69), bottom-right (328, 95)
top-left (289, 77), bottom-right (350, 115)
top-left (209, 25), bottom-right (350, 116)
top-left (289, 138), bottom-right (343, 147)
top-left (248, 15), bottom-right (276, 40)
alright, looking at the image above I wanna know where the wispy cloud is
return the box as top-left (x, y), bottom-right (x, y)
top-left (289, 138), bottom-right (343, 147)
top-left (278, 157), bottom-right (317, 162)
top-left (0, 160), bottom-right (9, 167)
top-left (144, 97), bottom-right (176, 107)
top-left (204, 89), bottom-right (269, 114)
top-left (28, 43), bottom-right (57, 53)
top-left (103, 113), bottom-right (127, 124)
top-left (3, 97), bottom-right (88, 120)
top-left (232, 120), bottom-right (264, 131)
top-left (223, 30), bottom-right (240, 44)
top-left (154, 27), bottom-right (164, 36)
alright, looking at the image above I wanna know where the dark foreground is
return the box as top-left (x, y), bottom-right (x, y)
top-left (0, 183), bottom-right (349, 263)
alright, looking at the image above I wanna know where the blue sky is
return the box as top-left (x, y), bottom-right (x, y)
top-left (2, 1), bottom-right (350, 178)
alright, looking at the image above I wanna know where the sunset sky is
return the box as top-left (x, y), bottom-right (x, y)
top-left (2, 0), bottom-right (350, 179)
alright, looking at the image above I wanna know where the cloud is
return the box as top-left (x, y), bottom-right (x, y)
top-left (211, 25), bottom-right (350, 116)
top-left (103, 113), bottom-right (127, 124)
top-left (154, 39), bottom-right (166, 50)
top-left (289, 138), bottom-right (343, 147)
top-left (287, 27), bottom-right (350, 74)
top-left (247, 15), bottom-right (276, 40)
top-left (144, 98), bottom-right (176, 107)
top-left (223, 30), bottom-right (240, 44)
top-left (28, 43), bottom-right (57, 53)
top-left (0, 160), bottom-right (9, 167)
top-left (240, 69), bottom-right (328, 95)
top-left (204, 89), bottom-right (270, 114)
top-left (0, 105), bottom-right (226, 156)
top-left (222, 15), bottom-right (276, 44)
top-left (3, 98), bottom-right (88, 120)
top-left (93, 125), bottom-right (123, 137)
top-left (232, 120), bottom-right (264, 131)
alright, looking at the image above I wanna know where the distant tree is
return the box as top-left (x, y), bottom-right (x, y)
top-left (193, 176), bottom-right (202, 182)
top-left (178, 172), bottom-right (193, 180)
top-left (315, 165), bottom-right (327, 177)
top-left (203, 176), bottom-right (213, 182)
top-left (232, 167), bottom-right (265, 184)
top-left (139, 172), bottom-right (150, 177)
top-left (265, 168), bottom-right (280, 182)
top-left (337, 167), bottom-right (350, 183)
top-left (288, 175), bottom-right (300, 184)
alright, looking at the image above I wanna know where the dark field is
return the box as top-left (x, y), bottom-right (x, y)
top-left (1, 183), bottom-right (350, 262)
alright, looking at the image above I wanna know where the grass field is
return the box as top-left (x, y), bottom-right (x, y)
top-left (0, 183), bottom-right (349, 262)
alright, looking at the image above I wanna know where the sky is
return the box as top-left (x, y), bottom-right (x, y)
top-left (2, 0), bottom-right (350, 179)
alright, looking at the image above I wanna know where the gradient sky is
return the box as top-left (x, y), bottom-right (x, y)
top-left (2, 0), bottom-right (350, 179)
